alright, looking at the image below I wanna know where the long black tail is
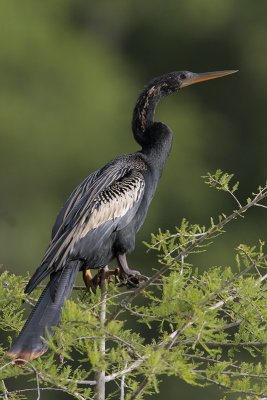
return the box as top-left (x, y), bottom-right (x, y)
top-left (7, 261), bottom-right (80, 364)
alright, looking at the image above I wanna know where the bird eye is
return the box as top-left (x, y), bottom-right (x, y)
top-left (180, 73), bottom-right (187, 80)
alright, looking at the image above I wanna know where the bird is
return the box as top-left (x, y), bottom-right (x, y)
top-left (7, 69), bottom-right (237, 364)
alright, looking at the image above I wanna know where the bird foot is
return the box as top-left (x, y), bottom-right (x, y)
top-left (116, 253), bottom-right (147, 287)
top-left (83, 268), bottom-right (119, 293)
top-left (117, 268), bottom-right (151, 288)
top-left (83, 266), bottom-right (148, 292)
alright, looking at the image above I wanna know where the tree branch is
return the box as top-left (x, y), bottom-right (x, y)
top-left (1, 380), bottom-right (8, 400)
top-left (94, 266), bottom-right (108, 400)
top-left (109, 187), bottom-right (267, 322)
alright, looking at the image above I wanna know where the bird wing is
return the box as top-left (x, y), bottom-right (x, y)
top-left (51, 169), bottom-right (101, 239)
top-left (73, 169), bottom-right (145, 242)
top-left (25, 156), bottom-right (146, 293)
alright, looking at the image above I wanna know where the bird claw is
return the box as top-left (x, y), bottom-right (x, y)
top-left (126, 275), bottom-right (140, 288)
top-left (83, 267), bottom-right (148, 292)
top-left (83, 267), bottom-right (120, 293)
top-left (116, 254), bottom-right (147, 288)
top-left (117, 270), bottom-right (149, 288)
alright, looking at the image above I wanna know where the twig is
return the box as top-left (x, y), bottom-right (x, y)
top-left (63, 359), bottom-right (144, 385)
top-left (86, 289), bottom-right (135, 312)
top-left (203, 375), bottom-right (267, 397)
top-left (255, 203), bottom-right (267, 209)
top-left (196, 368), bottom-right (267, 379)
top-left (64, 318), bottom-right (144, 359)
top-left (201, 253), bottom-right (267, 307)
top-left (174, 340), bottom-right (267, 348)
top-left (100, 328), bottom-right (143, 359)
top-left (122, 304), bottom-right (157, 319)
top-left (207, 176), bottom-right (242, 209)
top-left (22, 365), bottom-right (89, 400)
top-left (158, 253), bottom-right (266, 349)
top-left (131, 252), bottom-right (267, 397)
top-left (1, 380), bottom-right (8, 400)
top-left (105, 359), bottom-right (144, 383)
top-left (103, 189), bottom-right (267, 398)
top-left (35, 368), bottom-right (40, 400)
top-left (149, 232), bottom-right (207, 251)
top-left (0, 361), bottom-right (16, 371)
top-left (120, 362), bottom-right (127, 400)
top-left (257, 272), bottom-right (267, 285)
top-left (128, 376), bottom-right (149, 400)
top-left (109, 188), bottom-right (267, 322)
top-left (4, 387), bottom-right (67, 394)
top-left (94, 266), bottom-right (108, 400)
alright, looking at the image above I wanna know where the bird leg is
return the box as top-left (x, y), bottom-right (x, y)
top-left (83, 269), bottom-right (93, 290)
top-left (83, 254), bottom-right (144, 291)
top-left (83, 267), bottom-right (119, 292)
top-left (117, 253), bottom-right (141, 287)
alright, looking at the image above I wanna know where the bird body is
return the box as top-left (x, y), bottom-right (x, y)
top-left (7, 69), bottom-right (237, 363)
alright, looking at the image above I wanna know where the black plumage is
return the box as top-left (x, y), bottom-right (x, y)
top-left (7, 69), bottom-right (237, 363)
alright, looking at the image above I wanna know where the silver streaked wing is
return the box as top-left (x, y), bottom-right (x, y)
top-left (51, 169), bottom-right (101, 238)
top-left (79, 171), bottom-right (145, 237)
top-left (56, 156), bottom-right (146, 235)
top-left (26, 156), bottom-right (147, 293)
top-left (52, 170), bottom-right (145, 270)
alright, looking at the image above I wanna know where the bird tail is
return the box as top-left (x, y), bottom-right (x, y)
top-left (7, 261), bottom-right (80, 364)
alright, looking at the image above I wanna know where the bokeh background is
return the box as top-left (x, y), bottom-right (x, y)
top-left (0, 0), bottom-right (266, 398)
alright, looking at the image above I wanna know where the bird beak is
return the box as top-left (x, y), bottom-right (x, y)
top-left (180, 70), bottom-right (238, 88)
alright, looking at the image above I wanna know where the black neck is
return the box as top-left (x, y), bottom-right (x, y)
top-left (132, 84), bottom-right (167, 146)
top-left (140, 122), bottom-right (173, 173)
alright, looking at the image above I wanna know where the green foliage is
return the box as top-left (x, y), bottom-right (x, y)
top-left (0, 171), bottom-right (267, 399)
top-left (0, 2), bottom-right (266, 399)
top-left (1, 0), bottom-right (267, 277)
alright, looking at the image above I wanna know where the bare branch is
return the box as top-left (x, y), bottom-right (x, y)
top-left (35, 368), bottom-right (41, 400)
top-left (255, 203), bottom-right (267, 209)
top-left (105, 360), bottom-right (144, 383)
top-left (120, 362), bottom-right (127, 400)
top-left (94, 266), bottom-right (108, 400)
top-left (1, 380), bottom-right (8, 400)
top-left (175, 340), bottom-right (267, 348)
top-left (128, 376), bottom-right (149, 400)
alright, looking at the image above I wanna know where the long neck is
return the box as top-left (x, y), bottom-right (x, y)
top-left (132, 84), bottom-right (164, 146)
top-left (142, 122), bottom-right (173, 177)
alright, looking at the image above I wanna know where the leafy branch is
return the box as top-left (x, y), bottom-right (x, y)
top-left (111, 174), bottom-right (267, 321)
top-left (203, 169), bottom-right (241, 208)
top-left (1, 171), bottom-right (267, 400)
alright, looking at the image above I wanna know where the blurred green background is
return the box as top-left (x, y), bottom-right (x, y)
top-left (1, 0), bottom-right (266, 398)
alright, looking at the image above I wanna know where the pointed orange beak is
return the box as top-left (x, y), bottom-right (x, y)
top-left (180, 70), bottom-right (238, 88)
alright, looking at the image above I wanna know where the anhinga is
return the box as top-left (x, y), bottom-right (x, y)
top-left (7, 69), bottom-right (237, 363)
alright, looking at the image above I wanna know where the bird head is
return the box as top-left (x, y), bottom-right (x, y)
top-left (133, 69), bottom-right (238, 143)
top-left (153, 70), bottom-right (238, 95)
